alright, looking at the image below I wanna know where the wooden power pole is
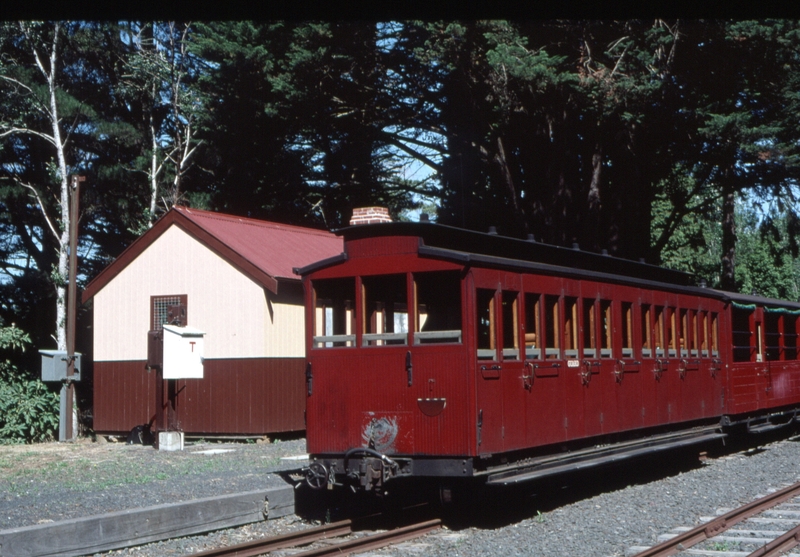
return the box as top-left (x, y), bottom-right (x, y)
top-left (65, 174), bottom-right (85, 441)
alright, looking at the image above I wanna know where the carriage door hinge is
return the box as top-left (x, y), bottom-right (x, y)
top-left (305, 362), bottom-right (313, 396)
top-left (477, 409), bottom-right (483, 446)
top-left (406, 351), bottom-right (413, 386)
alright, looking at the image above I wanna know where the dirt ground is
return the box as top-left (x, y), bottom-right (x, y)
top-left (0, 436), bottom-right (308, 529)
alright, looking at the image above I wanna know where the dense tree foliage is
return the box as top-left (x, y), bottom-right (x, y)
top-left (2, 19), bottom-right (800, 372)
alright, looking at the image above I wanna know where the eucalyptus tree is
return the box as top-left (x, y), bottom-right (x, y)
top-left (120, 21), bottom-right (203, 227)
top-left (0, 21), bottom-right (140, 350)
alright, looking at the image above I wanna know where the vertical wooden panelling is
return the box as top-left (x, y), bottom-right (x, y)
top-left (94, 358), bottom-right (305, 435)
top-left (93, 361), bottom-right (155, 432)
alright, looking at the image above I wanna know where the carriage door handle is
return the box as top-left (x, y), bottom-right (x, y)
top-left (522, 361), bottom-right (534, 390)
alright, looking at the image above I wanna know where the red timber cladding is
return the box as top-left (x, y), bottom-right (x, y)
top-left (177, 358), bottom-right (305, 434)
top-left (93, 361), bottom-right (156, 432)
top-left (346, 236), bottom-right (419, 258)
top-left (305, 347), bottom-right (471, 456)
top-left (93, 358), bottom-right (305, 435)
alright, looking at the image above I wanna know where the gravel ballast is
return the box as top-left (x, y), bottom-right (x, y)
top-left (2, 434), bottom-right (800, 556)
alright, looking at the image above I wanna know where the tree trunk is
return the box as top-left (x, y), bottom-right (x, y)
top-left (34, 22), bottom-right (70, 351)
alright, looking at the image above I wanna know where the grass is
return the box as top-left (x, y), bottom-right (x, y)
top-left (0, 440), bottom-right (292, 498)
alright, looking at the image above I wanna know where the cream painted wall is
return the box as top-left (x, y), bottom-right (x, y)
top-left (264, 295), bottom-right (305, 357)
top-left (93, 225), bottom-right (304, 361)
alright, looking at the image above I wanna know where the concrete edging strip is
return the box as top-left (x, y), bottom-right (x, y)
top-left (0, 484), bottom-right (294, 557)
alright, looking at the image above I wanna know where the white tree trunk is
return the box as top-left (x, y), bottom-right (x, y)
top-left (26, 22), bottom-right (70, 351)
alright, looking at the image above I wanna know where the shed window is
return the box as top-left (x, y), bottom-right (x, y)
top-left (151, 295), bottom-right (187, 330)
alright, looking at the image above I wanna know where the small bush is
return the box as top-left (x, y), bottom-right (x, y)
top-left (0, 325), bottom-right (60, 444)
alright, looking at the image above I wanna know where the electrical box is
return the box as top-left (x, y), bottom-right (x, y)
top-left (162, 324), bottom-right (205, 379)
top-left (39, 350), bottom-right (81, 382)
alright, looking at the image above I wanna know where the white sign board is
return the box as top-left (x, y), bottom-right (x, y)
top-left (162, 324), bottom-right (205, 379)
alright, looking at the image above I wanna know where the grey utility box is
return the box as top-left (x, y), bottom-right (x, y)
top-left (39, 350), bottom-right (82, 382)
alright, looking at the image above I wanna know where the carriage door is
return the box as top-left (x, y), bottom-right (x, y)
top-left (475, 283), bottom-right (525, 453)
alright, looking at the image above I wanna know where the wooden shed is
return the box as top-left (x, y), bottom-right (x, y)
top-left (81, 206), bottom-right (343, 437)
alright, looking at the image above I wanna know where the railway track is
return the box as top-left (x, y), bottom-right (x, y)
top-left (189, 517), bottom-right (442, 557)
top-left (629, 480), bottom-right (800, 557)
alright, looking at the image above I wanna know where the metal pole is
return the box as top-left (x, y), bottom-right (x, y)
top-left (65, 175), bottom-right (84, 441)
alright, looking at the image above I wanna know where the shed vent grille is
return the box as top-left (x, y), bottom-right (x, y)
top-left (151, 295), bottom-right (187, 330)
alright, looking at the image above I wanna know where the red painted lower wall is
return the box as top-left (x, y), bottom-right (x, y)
top-left (93, 358), bottom-right (305, 435)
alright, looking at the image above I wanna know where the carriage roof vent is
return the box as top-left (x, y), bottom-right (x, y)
top-left (350, 206), bottom-right (392, 226)
top-left (488, 226), bottom-right (498, 235)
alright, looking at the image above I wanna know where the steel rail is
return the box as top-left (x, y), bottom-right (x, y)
top-left (631, 480), bottom-right (800, 557)
top-left (290, 518), bottom-right (442, 557)
top-left (745, 523), bottom-right (800, 557)
top-left (189, 519), bottom-right (353, 557)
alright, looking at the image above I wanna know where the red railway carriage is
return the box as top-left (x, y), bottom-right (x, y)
top-left (296, 221), bottom-right (800, 492)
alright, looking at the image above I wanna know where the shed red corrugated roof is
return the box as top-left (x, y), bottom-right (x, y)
top-left (82, 206), bottom-right (343, 302)
top-left (174, 206), bottom-right (342, 281)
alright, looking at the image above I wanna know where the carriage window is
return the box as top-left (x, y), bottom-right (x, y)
top-left (313, 277), bottom-right (356, 348)
top-left (641, 304), bottom-right (652, 357)
top-left (756, 320), bottom-right (764, 362)
top-left (362, 274), bottom-right (407, 346)
top-left (667, 308), bottom-right (678, 357)
top-left (545, 295), bottom-right (560, 359)
top-left (582, 299), bottom-right (597, 358)
top-left (525, 293), bottom-right (541, 359)
top-left (698, 311), bottom-right (709, 357)
top-left (765, 312), bottom-right (781, 361)
top-left (710, 312), bottom-right (719, 357)
top-left (687, 310), bottom-right (697, 356)
top-left (679, 309), bottom-right (689, 357)
top-left (621, 302), bottom-right (633, 358)
top-left (654, 306), bottom-right (665, 357)
top-left (785, 314), bottom-right (798, 360)
top-left (477, 289), bottom-right (496, 360)
top-left (414, 271), bottom-right (462, 344)
top-left (564, 297), bottom-right (578, 358)
top-left (502, 291), bottom-right (520, 360)
top-left (732, 307), bottom-right (753, 362)
top-left (600, 300), bottom-right (613, 358)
